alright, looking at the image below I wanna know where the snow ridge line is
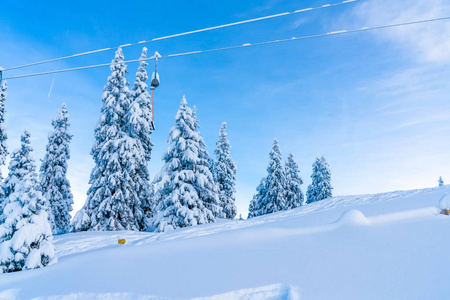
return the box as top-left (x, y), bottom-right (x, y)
top-left (56, 200), bottom-right (445, 260)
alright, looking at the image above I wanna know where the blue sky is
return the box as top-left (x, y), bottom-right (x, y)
top-left (1, 0), bottom-right (450, 217)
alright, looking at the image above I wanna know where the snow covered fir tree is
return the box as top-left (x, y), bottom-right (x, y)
top-left (0, 80), bottom-right (8, 202)
top-left (191, 105), bottom-right (222, 218)
top-left (306, 156), bottom-right (333, 204)
top-left (152, 96), bottom-right (217, 232)
top-left (438, 176), bottom-right (444, 187)
top-left (284, 152), bottom-right (304, 209)
top-left (248, 139), bottom-right (287, 218)
top-left (40, 103), bottom-right (73, 234)
top-left (126, 47), bottom-right (155, 230)
top-left (248, 178), bottom-right (266, 218)
top-left (212, 122), bottom-right (237, 219)
top-left (71, 48), bottom-right (145, 231)
top-left (0, 130), bottom-right (56, 273)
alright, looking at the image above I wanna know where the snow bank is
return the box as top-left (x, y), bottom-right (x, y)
top-left (193, 284), bottom-right (299, 300)
top-left (2, 186), bottom-right (450, 299)
top-left (438, 193), bottom-right (450, 210)
top-left (336, 209), bottom-right (370, 226)
top-left (33, 292), bottom-right (161, 300)
top-left (32, 284), bottom-right (299, 300)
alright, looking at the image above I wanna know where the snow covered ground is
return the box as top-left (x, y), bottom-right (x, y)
top-left (1, 186), bottom-right (450, 299)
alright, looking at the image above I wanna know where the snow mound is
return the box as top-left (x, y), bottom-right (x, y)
top-left (34, 284), bottom-right (299, 300)
top-left (33, 292), bottom-right (163, 300)
top-left (3, 186), bottom-right (450, 299)
top-left (195, 283), bottom-right (298, 300)
top-left (439, 193), bottom-right (450, 210)
top-left (336, 209), bottom-right (370, 226)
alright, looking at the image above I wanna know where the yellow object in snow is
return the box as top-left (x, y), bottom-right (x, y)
top-left (118, 238), bottom-right (126, 244)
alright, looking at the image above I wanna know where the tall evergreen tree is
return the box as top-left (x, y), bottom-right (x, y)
top-left (212, 122), bottom-right (237, 219)
top-left (248, 139), bottom-right (286, 218)
top-left (127, 47), bottom-right (154, 230)
top-left (71, 48), bottom-right (141, 231)
top-left (0, 80), bottom-right (8, 205)
top-left (152, 96), bottom-right (216, 232)
top-left (40, 103), bottom-right (73, 234)
top-left (0, 130), bottom-right (56, 273)
top-left (306, 156), bottom-right (333, 204)
top-left (439, 176), bottom-right (444, 187)
top-left (191, 105), bottom-right (221, 217)
top-left (284, 152), bottom-right (304, 209)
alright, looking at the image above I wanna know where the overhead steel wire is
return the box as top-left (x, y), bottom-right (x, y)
top-left (3, 16), bottom-right (450, 81)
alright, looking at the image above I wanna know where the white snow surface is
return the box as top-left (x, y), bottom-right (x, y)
top-left (1, 186), bottom-right (450, 299)
top-left (439, 192), bottom-right (450, 209)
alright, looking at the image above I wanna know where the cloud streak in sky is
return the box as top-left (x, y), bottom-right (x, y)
top-left (352, 0), bottom-right (450, 63)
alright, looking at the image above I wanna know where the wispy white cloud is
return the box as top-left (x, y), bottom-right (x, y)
top-left (288, 17), bottom-right (312, 30)
top-left (251, 0), bottom-right (283, 13)
top-left (351, 0), bottom-right (450, 63)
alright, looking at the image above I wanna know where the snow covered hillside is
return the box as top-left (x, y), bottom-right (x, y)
top-left (1, 186), bottom-right (450, 300)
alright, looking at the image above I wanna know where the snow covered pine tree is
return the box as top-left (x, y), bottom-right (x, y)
top-left (152, 96), bottom-right (217, 232)
top-left (248, 138), bottom-right (286, 217)
top-left (127, 47), bottom-right (155, 230)
top-left (0, 80), bottom-right (8, 205)
top-left (212, 122), bottom-right (237, 219)
top-left (439, 176), bottom-right (444, 187)
top-left (306, 156), bottom-right (333, 204)
top-left (40, 103), bottom-right (73, 234)
top-left (284, 152), bottom-right (304, 209)
top-left (71, 48), bottom-right (142, 231)
top-left (192, 106), bottom-right (221, 218)
top-left (248, 178), bottom-right (266, 218)
top-left (0, 130), bottom-right (56, 273)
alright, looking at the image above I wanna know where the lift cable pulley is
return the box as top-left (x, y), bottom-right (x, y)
top-left (149, 52), bottom-right (161, 131)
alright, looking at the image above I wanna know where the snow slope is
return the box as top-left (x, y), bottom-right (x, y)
top-left (1, 186), bottom-right (450, 299)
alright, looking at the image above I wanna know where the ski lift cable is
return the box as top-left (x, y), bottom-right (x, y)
top-left (2, 0), bottom-right (359, 72)
top-left (3, 16), bottom-right (450, 81)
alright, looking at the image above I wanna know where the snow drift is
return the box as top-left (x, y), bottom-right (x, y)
top-left (1, 186), bottom-right (450, 299)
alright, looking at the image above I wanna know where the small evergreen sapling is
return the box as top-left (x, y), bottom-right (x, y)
top-left (438, 176), bottom-right (444, 187)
